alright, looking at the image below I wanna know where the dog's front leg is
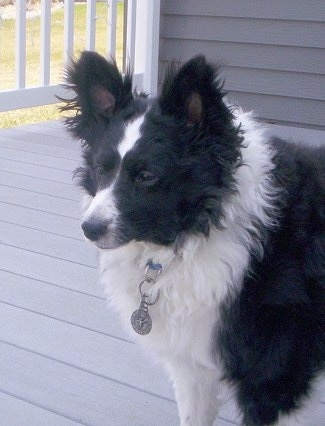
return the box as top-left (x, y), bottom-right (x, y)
top-left (165, 358), bottom-right (222, 426)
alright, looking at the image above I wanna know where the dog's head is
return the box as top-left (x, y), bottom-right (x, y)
top-left (64, 52), bottom-right (243, 250)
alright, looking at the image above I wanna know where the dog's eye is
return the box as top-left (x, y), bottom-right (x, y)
top-left (136, 171), bottom-right (159, 186)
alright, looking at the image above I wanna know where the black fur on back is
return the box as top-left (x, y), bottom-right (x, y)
top-left (218, 140), bottom-right (325, 425)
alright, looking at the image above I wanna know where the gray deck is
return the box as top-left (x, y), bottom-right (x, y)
top-left (0, 121), bottom-right (240, 426)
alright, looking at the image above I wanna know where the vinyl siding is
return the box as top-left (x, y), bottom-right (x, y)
top-left (159, 0), bottom-right (325, 129)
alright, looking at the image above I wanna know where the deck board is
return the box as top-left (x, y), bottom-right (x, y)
top-left (0, 393), bottom-right (82, 426)
top-left (0, 342), bottom-right (179, 426)
top-left (0, 185), bottom-right (79, 217)
top-left (0, 202), bottom-right (82, 240)
top-left (0, 170), bottom-right (80, 200)
top-left (0, 145), bottom-right (79, 170)
top-left (3, 120), bottom-right (323, 425)
top-left (0, 158), bottom-right (74, 184)
top-left (0, 221), bottom-right (97, 267)
top-left (0, 304), bottom-right (174, 400)
top-left (0, 137), bottom-right (80, 159)
top-left (0, 237), bottom-right (99, 296)
top-left (0, 270), bottom-right (118, 337)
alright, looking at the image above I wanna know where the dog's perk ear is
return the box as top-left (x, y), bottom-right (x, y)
top-left (159, 56), bottom-right (230, 128)
top-left (62, 51), bottom-right (133, 121)
top-left (186, 92), bottom-right (203, 125)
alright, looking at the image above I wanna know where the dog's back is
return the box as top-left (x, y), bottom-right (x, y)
top-left (218, 138), bottom-right (325, 425)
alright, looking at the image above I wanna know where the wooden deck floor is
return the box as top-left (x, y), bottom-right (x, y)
top-left (0, 121), bottom-right (240, 426)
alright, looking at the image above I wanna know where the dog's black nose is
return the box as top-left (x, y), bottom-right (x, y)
top-left (82, 219), bottom-right (107, 241)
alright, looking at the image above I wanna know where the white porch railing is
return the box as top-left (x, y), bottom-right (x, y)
top-left (0, 0), bottom-right (160, 113)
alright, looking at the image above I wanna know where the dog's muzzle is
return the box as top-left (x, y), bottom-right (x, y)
top-left (81, 218), bottom-right (124, 249)
top-left (81, 218), bottom-right (109, 242)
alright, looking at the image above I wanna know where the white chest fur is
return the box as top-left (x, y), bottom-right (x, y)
top-left (98, 227), bottom-right (249, 366)
top-left (98, 232), bottom-right (251, 426)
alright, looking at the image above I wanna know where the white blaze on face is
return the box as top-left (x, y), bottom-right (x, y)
top-left (118, 115), bottom-right (145, 159)
top-left (82, 186), bottom-right (120, 249)
top-left (82, 114), bottom-right (145, 248)
top-left (83, 187), bottom-right (117, 222)
top-left (84, 114), bottom-right (145, 221)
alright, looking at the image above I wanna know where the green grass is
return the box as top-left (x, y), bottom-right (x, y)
top-left (0, 2), bottom-right (124, 128)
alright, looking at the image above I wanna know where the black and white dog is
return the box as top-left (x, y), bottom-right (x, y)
top-left (63, 52), bottom-right (325, 425)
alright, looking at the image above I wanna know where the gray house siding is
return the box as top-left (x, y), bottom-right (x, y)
top-left (159, 0), bottom-right (325, 129)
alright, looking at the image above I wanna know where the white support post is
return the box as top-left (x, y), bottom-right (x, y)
top-left (134, 0), bottom-right (161, 95)
top-left (108, 0), bottom-right (117, 57)
top-left (126, 0), bottom-right (137, 71)
top-left (16, 0), bottom-right (26, 89)
top-left (144, 0), bottom-right (160, 95)
top-left (64, 0), bottom-right (75, 66)
top-left (86, 0), bottom-right (96, 51)
top-left (40, 0), bottom-right (51, 86)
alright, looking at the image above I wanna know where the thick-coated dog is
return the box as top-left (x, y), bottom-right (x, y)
top-left (62, 52), bottom-right (324, 425)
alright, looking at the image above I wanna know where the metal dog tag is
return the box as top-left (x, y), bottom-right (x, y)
top-left (131, 295), bottom-right (152, 335)
top-left (130, 262), bottom-right (162, 336)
